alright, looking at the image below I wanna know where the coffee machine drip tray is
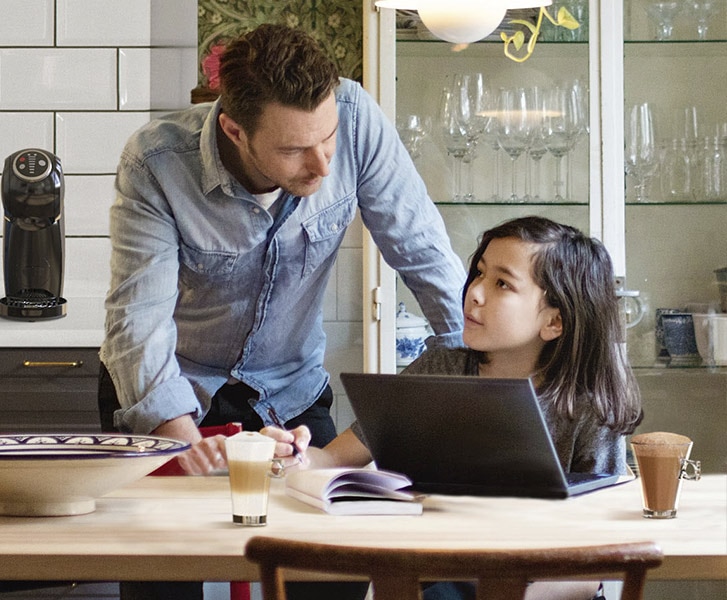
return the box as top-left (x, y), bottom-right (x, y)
top-left (0, 291), bottom-right (67, 321)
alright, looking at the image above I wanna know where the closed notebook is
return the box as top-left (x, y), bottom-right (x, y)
top-left (285, 468), bottom-right (423, 515)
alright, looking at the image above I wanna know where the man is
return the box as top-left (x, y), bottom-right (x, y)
top-left (99, 21), bottom-right (465, 600)
top-left (99, 23), bottom-right (464, 474)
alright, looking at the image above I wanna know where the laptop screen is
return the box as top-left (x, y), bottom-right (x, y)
top-left (341, 372), bottom-right (618, 499)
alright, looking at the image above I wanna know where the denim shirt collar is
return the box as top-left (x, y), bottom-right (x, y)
top-left (199, 98), bottom-right (246, 199)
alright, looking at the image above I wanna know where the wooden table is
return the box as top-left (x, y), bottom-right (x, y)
top-left (0, 474), bottom-right (724, 583)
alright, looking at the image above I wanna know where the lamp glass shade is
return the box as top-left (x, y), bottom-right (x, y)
top-left (418, 0), bottom-right (509, 44)
top-left (506, 0), bottom-right (553, 8)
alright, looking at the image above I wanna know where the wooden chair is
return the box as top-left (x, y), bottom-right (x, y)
top-left (245, 537), bottom-right (663, 600)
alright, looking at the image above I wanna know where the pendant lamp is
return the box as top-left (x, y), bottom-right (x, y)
top-left (374, 0), bottom-right (554, 45)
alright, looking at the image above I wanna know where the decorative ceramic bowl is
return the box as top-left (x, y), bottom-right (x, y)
top-left (0, 434), bottom-right (189, 517)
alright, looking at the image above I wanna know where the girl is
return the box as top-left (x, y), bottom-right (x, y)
top-left (265, 216), bottom-right (643, 599)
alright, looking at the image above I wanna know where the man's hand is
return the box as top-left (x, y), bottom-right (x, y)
top-left (260, 424), bottom-right (312, 472)
top-left (152, 415), bottom-right (227, 476)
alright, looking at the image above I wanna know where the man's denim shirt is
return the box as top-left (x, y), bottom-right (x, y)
top-left (101, 78), bottom-right (465, 434)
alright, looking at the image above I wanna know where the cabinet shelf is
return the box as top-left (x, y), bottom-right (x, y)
top-left (434, 201), bottom-right (588, 207)
top-left (632, 363), bottom-right (727, 372)
top-left (435, 200), bottom-right (727, 206)
top-left (626, 200), bottom-right (727, 206)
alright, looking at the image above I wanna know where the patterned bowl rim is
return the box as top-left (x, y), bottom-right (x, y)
top-left (0, 434), bottom-right (190, 460)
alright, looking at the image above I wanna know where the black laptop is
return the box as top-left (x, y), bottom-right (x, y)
top-left (340, 372), bottom-right (624, 499)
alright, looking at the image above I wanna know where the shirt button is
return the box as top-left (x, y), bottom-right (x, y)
top-left (252, 207), bottom-right (261, 214)
top-left (331, 223), bottom-right (338, 232)
top-left (197, 263), bottom-right (204, 271)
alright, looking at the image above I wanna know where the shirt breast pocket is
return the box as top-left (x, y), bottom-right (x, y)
top-left (178, 242), bottom-right (238, 289)
top-left (301, 196), bottom-right (356, 277)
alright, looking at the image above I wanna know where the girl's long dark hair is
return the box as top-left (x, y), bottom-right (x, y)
top-left (465, 216), bottom-right (642, 434)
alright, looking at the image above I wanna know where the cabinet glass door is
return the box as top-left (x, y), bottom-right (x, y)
top-left (392, 8), bottom-right (594, 368)
top-left (622, 0), bottom-right (727, 367)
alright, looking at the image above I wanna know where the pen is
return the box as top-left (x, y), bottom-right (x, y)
top-left (267, 408), bottom-right (303, 464)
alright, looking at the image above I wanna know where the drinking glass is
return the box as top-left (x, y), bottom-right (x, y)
top-left (699, 135), bottom-right (724, 201)
top-left (396, 114), bottom-right (431, 161)
top-left (625, 103), bottom-right (658, 202)
top-left (479, 92), bottom-right (503, 202)
top-left (681, 106), bottom-right (701, 194)
top-left (523, 86), bottom-right (546, 203)
top-left (689, 0), bottom-right (719, 40)
top-left (659, 138), bottom-right (692, 201)
top-left (455, 72), bottom-right (489, 202)
top-left (644, 1), bottom-right (683, 40)
top-left (496, 87), bottom-right (531, 203)
top-left (542, 83), bottom-right (579, 202)
top-left (438, 86), bottom-right (470, 202)
top-left (566, 79), bottom-right (589, 203)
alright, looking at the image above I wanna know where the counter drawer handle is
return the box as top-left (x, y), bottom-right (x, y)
top-left (22, 360), bottom-right (84, 368)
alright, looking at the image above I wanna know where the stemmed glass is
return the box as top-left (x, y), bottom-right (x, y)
top-left (566, 79), bottom-right (589, 203)
top-left (396, 114), bottom-right (432, 161)
top-left (689, 0), bottom-right (719, 40)
top-left (523, 86), bottom-right (546, 203)
top-left (542, 83), bottom-right (580, 202)
top-left (479, 92), bottom-right (503, 202)
top-left (496, 87), bottom-right (532, 203)
top-left (625, 103), bottom-right (658, 203)
top-left (438, 86), bottom-right (470, 202)
top-left (644, 1), bottom-right (683, 40)
top-left (455, 72), bottom-right (488, 202)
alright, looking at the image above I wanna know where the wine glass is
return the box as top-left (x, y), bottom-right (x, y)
top-left (496, 87), bottom-right (532, 203)
top-left (454, 72), bottom-right (489, 202)
top-left (566, 79), bottom-right (589, 203)
top-left (396, 114), bottom-right (432, 161)
top-left (438, 86), bottom-right (470, 202)
top-left (644, 1), bottom-right (683, 40)
top-left (542, 83), bottom-right (580, 202)
top-left (625, 103), bottom-right (658, 202)
top-left (478, 91), bottom-right (503, 202)
top-left (523, 86), bottom-right (546, 203)
top-left (688, 0), bottom-right (719, 40)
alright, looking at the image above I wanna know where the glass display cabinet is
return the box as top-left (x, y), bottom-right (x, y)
top-left (362, 0), bottom-right (727, 374)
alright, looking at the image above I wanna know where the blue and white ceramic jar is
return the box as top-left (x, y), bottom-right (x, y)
top-left (395, 302), bottom-right (429, 367)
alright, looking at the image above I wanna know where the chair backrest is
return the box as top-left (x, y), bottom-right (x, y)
top-left (245, 537), bottom-right (663, 600)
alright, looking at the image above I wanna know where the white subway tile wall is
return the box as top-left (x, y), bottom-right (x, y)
top-left (55, 111), bottom-right (152, 172)
top-left (119, 49), bottom-right (152, 110)
top-left (0, 0), bottom-right (197, 300)
top-left (0, 0), bottom-right (54, 46)
top-left (56, 0), bottom-right (152, 46)
top-left (0, 0), bottom-right (364, 435)
top-left (0, 112), bottom-right (54, 161)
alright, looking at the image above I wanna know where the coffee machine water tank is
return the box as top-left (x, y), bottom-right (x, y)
top-left (1, 148), bottom-right (66, 320)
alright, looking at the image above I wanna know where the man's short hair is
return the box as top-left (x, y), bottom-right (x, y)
top-left (219, 24), bottom-right (340, 135)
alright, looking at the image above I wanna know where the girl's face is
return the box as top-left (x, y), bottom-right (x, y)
top-left (463, 237), bottom-right (562, 374)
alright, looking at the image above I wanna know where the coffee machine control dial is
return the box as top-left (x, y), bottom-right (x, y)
top-left (11, 149), bottom-right (54, 183)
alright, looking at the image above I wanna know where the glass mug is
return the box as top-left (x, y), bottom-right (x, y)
top-left (615, 287), bottom-right (646, 343)
top-left (225, 431), bottom-right (277, 526)
top-left (631, 432), bottom-right (701, 519)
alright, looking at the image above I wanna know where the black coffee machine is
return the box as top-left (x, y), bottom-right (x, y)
top-left (1, 148), bottom-right (66, 320)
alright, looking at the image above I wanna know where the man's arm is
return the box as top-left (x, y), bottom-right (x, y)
top-left (153, 415), bottom-right (229, 475)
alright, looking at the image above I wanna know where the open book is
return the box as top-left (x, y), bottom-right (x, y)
top-left (285, 468), bottom-right (423, 515)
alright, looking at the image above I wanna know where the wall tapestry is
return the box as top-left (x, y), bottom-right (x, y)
top-left (197, 0), bottom-right (364, 97)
